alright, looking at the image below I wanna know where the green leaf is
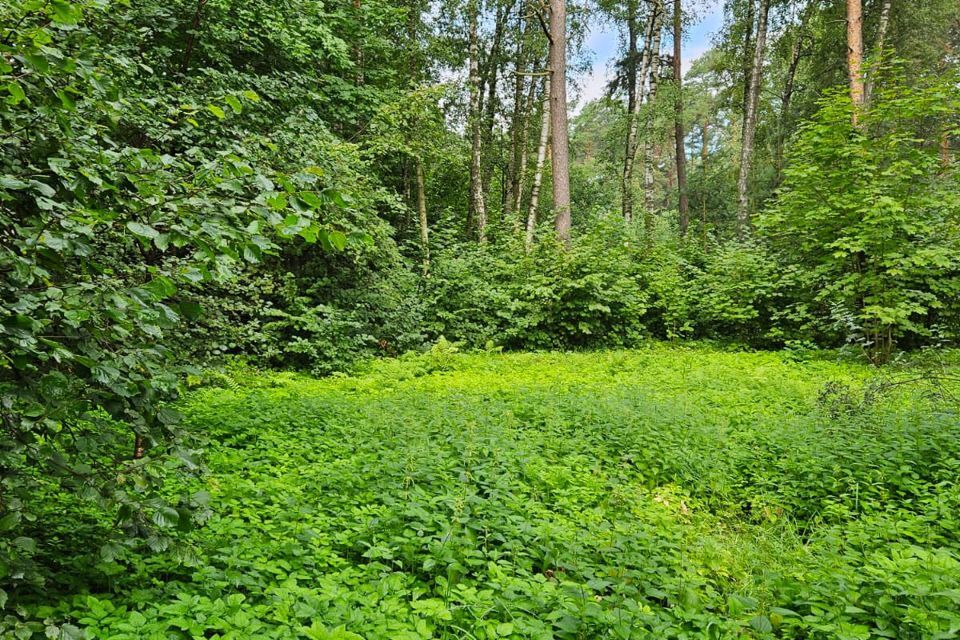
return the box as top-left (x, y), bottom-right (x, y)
top-left (0, 512), bottom-right (21, 531)
top-left (749, 616), bottom-right (773, 633)
top-left (6, 82), bottom-right (25, 105)
top-left (207, 104), bottom-right (226, 119)
top-left (328, 230), bottom-right (347, 251)
top-left (144, 276), bottom-right (177, 299)
top-left (225, 95), bottom-right (243, 114)
top-left (57, 89), bottom-right (76, 111)
top-left (126, 221), bottom-right (159, 240)
top-left (177, 301), bottom-right (203, 321)
top-left (151, 507), bottom-right (180, 528)
top-left (50, 0), bottom-right (80, 24)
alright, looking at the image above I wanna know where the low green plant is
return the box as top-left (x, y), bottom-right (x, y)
top-left (6, 346), bottom-right (959, 638)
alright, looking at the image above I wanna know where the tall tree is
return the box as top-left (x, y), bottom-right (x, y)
top-left (672, 0), bottom-right (689, 235)
top-left (468, 0), bottom-right (488, 240)
top-left (735, 0), bottom-right (769, 237)
top-left (623, 1), bottom-right (659, 223)
top-left (847, 0), bottom-right (865, 122)
top-left (620, 0), bottom-right (641, 222)
top-left (528, 76), bottom-right (552, 249)
top-left (505, 13), bottom-right (531, 218)
top-left (513, 76), bottom-right (539, 217)
top-left (643, 13), bottom-right (664, 238)
top-left (549, 0), bottom-right (572, 244)
top-left (864, 0), bottom-right (892, 105)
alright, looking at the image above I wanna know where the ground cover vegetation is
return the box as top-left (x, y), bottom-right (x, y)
top-left (8, 348), bottom-right (960, 638)
top-left (2, 0), bottom-right (960, 635)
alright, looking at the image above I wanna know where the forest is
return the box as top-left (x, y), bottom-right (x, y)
top-left (1, 0), bottom-right (960, 637)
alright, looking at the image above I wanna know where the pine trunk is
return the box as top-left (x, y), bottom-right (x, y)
top-left (846, 0), bottom-right (865, 123)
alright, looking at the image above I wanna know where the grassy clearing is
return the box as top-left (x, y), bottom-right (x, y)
top-left (22, 346), bottom-right (960, 638)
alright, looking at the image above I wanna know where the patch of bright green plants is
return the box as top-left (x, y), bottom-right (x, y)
top-left (9, 345), bottom-right (960, 639)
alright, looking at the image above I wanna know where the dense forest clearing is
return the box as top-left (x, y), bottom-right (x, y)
top-left (10, 347), bottom-right (960, 639)
top-left (3, 0), bottom-right (960, 637)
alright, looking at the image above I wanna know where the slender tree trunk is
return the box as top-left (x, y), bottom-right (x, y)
top-left (846, 0), bottom-right (865, 123)
top-left (736, 0), bottom-right (769, 238)
top-left (672, 0), bottom-right (689, 236)
top-left (180, 0), bottom-right (209, 73)
top-left (513, 76), bottom-right (538, 219)
top-left (642, 9), bottom-right (664, 238)
top-left (505, 15), bottom-right (530, 218)
top-left (621, 0), bottom-right (640, 222)
top-left (468, 0), bottom-right (487, 241)
top-left (776, 12), bottom-right (808, 183)
top-left (740, 0), bottom-right (755, 121)
top-left (354, 0), bottom-right (365, 85)
top-left (643, 140), bottom-right (658, 240)
top-left (527, 76), bottom-right (551, 250)
top-left (701, 115), bottom-right (709, 246)
top-left (864, 0), bottom-right (892, 105)
top-left (416, 160), bottom-right (430, 273)
top-left (625, 3), bottom-right (661, 224)
top-left (549, 0), bottom-right (572, 245)
top-left (481, 2), bottom-right (512, 206)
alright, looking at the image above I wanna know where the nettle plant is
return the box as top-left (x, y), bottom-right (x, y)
top-left (0, 0), bottom-right (360, 599)
top-left (762, 68), bottom-right (960, 363)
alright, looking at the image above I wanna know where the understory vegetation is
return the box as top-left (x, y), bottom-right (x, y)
top-left (8, 347), bottom-right (960, 639)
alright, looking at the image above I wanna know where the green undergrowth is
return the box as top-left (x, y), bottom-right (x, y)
top-left (10, 346), bottom-right (960, 639)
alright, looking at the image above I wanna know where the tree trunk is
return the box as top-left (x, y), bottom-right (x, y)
top-left (468, 0), bottom-right (487, 241)
top-left (180, 0), bottom-right (209, 74)
top-left (527, 76), bottom-right (551, 250)
top-left (735, 0), bottom-right (769, 238)
top-left (481, 1), bottom-right (511, 206)
top-left (505, 14), bottom-right (530, 218)
top-left (740, 0), bottom-right (755, 121)
top-left (416, 160), bottom-right (430, 274)
top-left (642, 8), bottom-right (664, 238)
top-left (776, 9), bottom-right (809, 183)
top-left (549, 0), bottom-right (571, 245)
top-left (354, 0), bottom-right (365, 85)
top-left (864, 0), bottom-right (892, 105)
top-left (621, 0), bottom-right (640, 223)
top-left (941, 130), bottom-right (953, 168)
top-left (625, 2), bottom-right (662, 224)
top-left (643, 140), bottom-right (658, 241)
top-left (701, 115), bottom-right (709, 246)
top-left (846, 0), bottom-right (865, 123)
top-left (672, 0), bottom-right (689, 236)
top-left (513, 75), bottom-right (538, 220)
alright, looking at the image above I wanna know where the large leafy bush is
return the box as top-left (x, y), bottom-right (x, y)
top-left (761, 71), bottom-right (960, 361)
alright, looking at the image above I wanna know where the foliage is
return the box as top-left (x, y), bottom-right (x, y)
top-left (761, 72), bottom-right (960, 361)
top-left (6, 347), bottom-right (960, 638)
top-left (0, 0), bottom-right (359, 597)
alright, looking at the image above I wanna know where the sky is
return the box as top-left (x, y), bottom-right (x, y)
top-left (574, 0), bottom-right (725, 111)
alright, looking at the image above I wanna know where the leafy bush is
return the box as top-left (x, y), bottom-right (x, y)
top-left (761, 70), bottom-right (960, 362)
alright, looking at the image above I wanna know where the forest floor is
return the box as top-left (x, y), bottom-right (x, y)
top-left (27, 346), bottom-right (960, 638)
